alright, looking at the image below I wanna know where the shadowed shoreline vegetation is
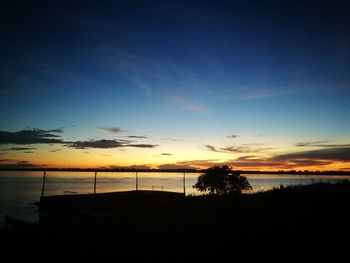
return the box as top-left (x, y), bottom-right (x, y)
top-left (1, 181), bottom-right (349, 262)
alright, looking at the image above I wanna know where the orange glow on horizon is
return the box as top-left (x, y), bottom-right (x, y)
top-left (29, 159), bottom-right (350, 172)
top-left (1, 144), bottom-right (349, 172)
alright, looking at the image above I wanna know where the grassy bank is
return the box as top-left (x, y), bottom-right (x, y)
top-left (1, 182), bottom-right (349, 262)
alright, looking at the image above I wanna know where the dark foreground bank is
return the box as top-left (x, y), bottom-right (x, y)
top-left (1, 182), bottom-right (350, 262)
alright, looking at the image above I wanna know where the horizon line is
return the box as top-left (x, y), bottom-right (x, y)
top-left (1, 167), bottom-right (350, 175)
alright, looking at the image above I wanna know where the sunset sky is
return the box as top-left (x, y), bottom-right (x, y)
top-left (1, 0), bottom-right (349, 171)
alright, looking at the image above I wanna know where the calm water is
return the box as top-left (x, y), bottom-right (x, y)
top-left (1, 171), bottom-right (349, 225)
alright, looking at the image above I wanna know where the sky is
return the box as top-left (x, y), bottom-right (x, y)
top-left (0, 0), bottom-right (350, 171)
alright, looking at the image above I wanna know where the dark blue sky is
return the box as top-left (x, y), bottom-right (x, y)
top-left (1, 0), bottom-right (349, 170)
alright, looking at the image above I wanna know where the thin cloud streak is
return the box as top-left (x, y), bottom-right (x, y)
top-left (69, 140), bottom-right (123, 149)
top-left (100, 127), bottom-right (124, 134)
top-left (205, 144), bottom-right (272, 154)
top-left (129, 77), bottom-right (152, 96)
top-left (238, 87), bottom-right (296, 100)
top-left (158, 159), bottom-right (222, 170)
top-left (170, 95), bottom-right (208, 113)
top-left (97, 44), bottom-right (197, 88)
top-left (232, 147), bottom-right (350, 169)
top-left (157, 164), bottom-right (196, 170)
top-left (68, 139), bottom-right (158, 149)
top-left (0, 160), bottom-right (45, 169)
top-left (0, 129), bottom-right (64, 145)
top-left (232, 156), bottom-right (334, 169)
top-left (0, 159), bottom-right (15, 162)
top-left (163, 146), bottom-right (350, 170)
top-left (0, 147), bottom-right (37, 151)
top-left (0, 128), bottom-right (158, 151)
top-left (295, 141), bottom-right (350, 147)
top-left (128, 144), bottom-right (158, 148)
top-left (274, 147), bottom-right (350, 162)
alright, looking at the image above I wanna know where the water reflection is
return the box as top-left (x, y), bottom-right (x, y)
top-left (1, 171), bottom-right (349, 224)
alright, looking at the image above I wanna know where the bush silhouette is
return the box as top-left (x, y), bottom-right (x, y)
top-left (193, 166), bottom-right (252, 195)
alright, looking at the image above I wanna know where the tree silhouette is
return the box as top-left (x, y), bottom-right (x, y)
top-left (193, 166), bottom-right (252, 195)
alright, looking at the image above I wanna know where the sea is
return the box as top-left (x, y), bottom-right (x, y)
top-left (1, 171), bottom-right (349, 225)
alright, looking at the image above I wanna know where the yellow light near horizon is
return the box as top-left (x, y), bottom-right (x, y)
top-left (3, 142), bottom-right (350, 172)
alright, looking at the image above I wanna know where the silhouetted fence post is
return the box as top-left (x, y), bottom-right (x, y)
top-left (94, 171), bottom-right (97, 194)
top-left (41, 171), bottom-right (46, 199)
top-left (136, 172), bottom-right (139, 191)
top-left (183, 172), bottom-right (186, 196)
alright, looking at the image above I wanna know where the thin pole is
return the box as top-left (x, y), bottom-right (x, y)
top-left (183, 172), bottom-right (186, 196)
top-left (41, 171), bottom-right (46, 199)
top-left (136, 172), bottom-right (138, 191)
top-left (94, 171), bottom-right (97, 194)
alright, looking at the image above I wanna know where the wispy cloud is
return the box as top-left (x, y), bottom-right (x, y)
top-left (231, 147), bottom-right (350, 169)
top-left (188, 145), bottom-right (350, 170)
top-left (0, 159), bottom-right (15, 162)
top-left (0, 129), bottom-right (64, 145)
top-left (50, 149), bottom-right (62, 153)
top-left (232, 155), bottom-right (334, 169)
top-left (170, 94), bottom-right (208, 113)
top-left (47, 128), bottom-right (64, 133)
top-left (161, 138), bottom-right (181, 142)
top-left (238, 87), bottom-right (295, 100)
top-left (230, 156), bottom-right (282, 168)
top-left (69, 140), bottom-right (123, 149)
top-left (221, 146), bottom-right (270, 153)
top-left (100, 127), bottom-right (124, 134)
top-left (0, 147), bottom-right (37, 151)
top-left (63, 10), bottom-right (197, 88)
top-left (274, 147), bottom-right (350, 162)
top-left (128, 144), bottom-right (158, 148)
top-left (164, 155), bottom-right (334, 170)
top-left (227, 134), bottom-right (239, 139)
top-left (68, 139), bottom-right (157, 149)
top-left (158, 159), bottom-right (221, 170)
top-left (157, 163), bottom-right (197, 170)
top-left (0, 128), bottom-right (157, 152)
top-left (205, 145), bottom-right (218, 152)
top-left (129, 77), bottom-right (152, 96)
top-left (295, 141), bottom-right (350, 148)
top-left (97, 43), bottom-right (197, 87)
top-left (0, 159), bottom-right (45, 169)
top-left (127, 135), bottom-right (148, 139)
top-left (205, 144), bottom-right (271, 154)
top-left (155, 144), bottom-right (350, 170)
top-left (161, 153), bottom-right (172, 156)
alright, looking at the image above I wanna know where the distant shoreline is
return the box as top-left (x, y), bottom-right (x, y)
top-left (0, 168), bottom-right (349, 175)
